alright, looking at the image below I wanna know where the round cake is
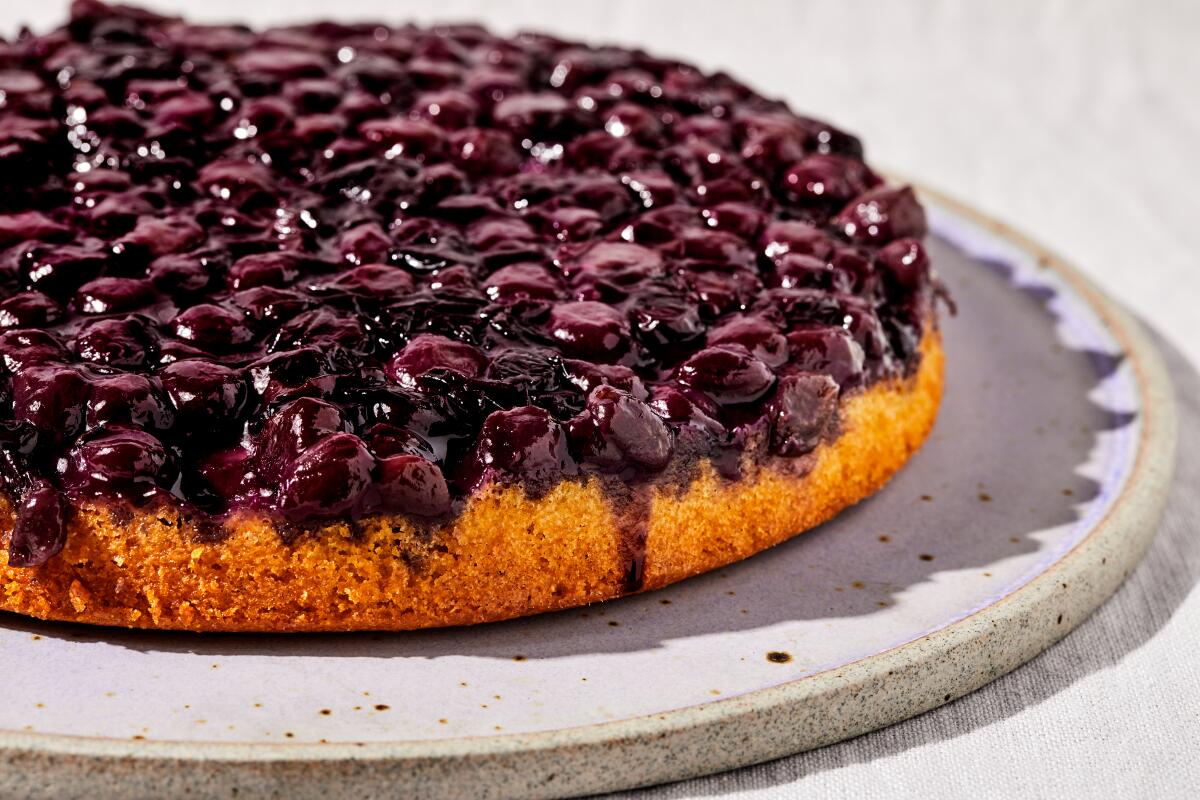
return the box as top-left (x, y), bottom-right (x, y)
top-left (0, 1), bottom-right (945, 631)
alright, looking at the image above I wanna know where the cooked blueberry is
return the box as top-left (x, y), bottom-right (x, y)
top-left (6, 480), bottom-right (68, 568)
top-left (318, 264), bottom-right (415, 297)
top-left (75, 318), bottom-right (157, 368)
top-left (774, 253), bottom-right (833, 290)
top-left (560, 360), bottom-right (647, 400)
top-left (412, 90), bottom-right (478, 130)
top-left (337, 223), bottom-right (393, 266)
top-left (227, 251), bottom-right (304, 289)
top-left (760, 220), bottom-right (835, 263)
top-left (547, 301), bottom-right (630, 363)
top-left (459, 406), bottom-right (576, 492)
top-left (494, 92), bottom-right (580, 137)
top-left (278, 432), bottom-right (376, 521)
top-left (160, 360), bottom-right (249, 429)
top-left (377, 455), bottom-right (452, 517)
top-left (359, 118), bottom-right (446, 161)
top-left (246, 347), bottom-right (333, 403)
top-left (630, 288), bottom-right (705, 352)
top-left (834, 186), bottom-right (928, 245)
top-left (256, 397), bottom-right (351, 482)
top-left (0, 330), bottom-right (70, 371)
top-left (74, 277), bottom-right (156, 314)
top-left (362, 423), bottom-right (439, 463)
top-left (570, 385), bottom-right (673, 471)
top-left (61, 429), bottom-right (176, 502)
top-left (12, 365), bottom-right (89, 440)
top-left (192, 445), bottom-right (257, 502)
top-left (448, 127), bottom-right (522, 177)
top-left (677, 344), bottom-right (775, 405)
top-left (786, 327), bottom-right (866, 389)
top-left (87, 374), bottom-right (174, 430)
top-left (229, 287), bottom-right (314, 323)
top-left (701, 202), bottom-right (765, 239)
top-left (387, 334), bottom-right (488, 389)
top-left (115, 216), bottom-right (205, 259)
top-left (20, 245), bottom-right (108, 298)
top-left (707, 315), bottom-right (788, 367)
top-left (766, 374), bottom-right (839, 456)
top-left (563, 242), bottom-right (664, 288)
top-left (876, 238), bottom-right (930, 291)
top-left (147, 254), bottom-right (214, 295)
top-left (0, 292), bottom-right (62, 329)
top-left (484, 263), bottom-right (560, 301)
top-left (170, 304), bottom-right (255, 352)
top-left (271, 309), bottom-right (369, 354)
top-left (780, 154), bottom-right (874, 207)
top-left (0, 212), bottom-right (69, 247)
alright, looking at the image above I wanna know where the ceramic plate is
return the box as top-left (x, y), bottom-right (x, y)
top-left (0, 189), bottom-right (1176, 799)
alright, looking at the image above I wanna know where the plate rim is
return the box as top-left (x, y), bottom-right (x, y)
top-left (0, 184), bottom-right (1179, 799)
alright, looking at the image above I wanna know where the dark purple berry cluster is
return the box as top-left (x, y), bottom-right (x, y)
top-left (0, 1), bottom-right (936, 565)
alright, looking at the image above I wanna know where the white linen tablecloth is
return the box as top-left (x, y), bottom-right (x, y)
top-left (11, 2), bottom-right (1199, 796)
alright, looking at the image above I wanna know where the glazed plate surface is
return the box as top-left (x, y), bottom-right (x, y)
top-left (0, 191), bottom-right (1176, 799)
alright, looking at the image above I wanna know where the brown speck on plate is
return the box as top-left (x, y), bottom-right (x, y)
top-left (659, 599), bottom-right (672, 605)
top-left (374, 704), bottom-right (390, 712)
top-left (766, 651), bottom-right (793, 664)
top-left (607, 620), bottom-right (619, 627)
top-left (851, 581), bottom-right (865, 589)
top-left (978, 492), bottom-right (993, 502)
top-left (512, 655), bottom-right (527, 661)
top-left (878, 535), bottom-right (891, 543)
top-left (919, 553), bottom-right (935, 562)
top-left (318, 709), bottom-right (331, 716)
top-left (920, 494), bottom-right (934, 502)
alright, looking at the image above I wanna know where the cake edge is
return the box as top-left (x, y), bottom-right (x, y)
top-left (0, 333), bottom-right (943, 632)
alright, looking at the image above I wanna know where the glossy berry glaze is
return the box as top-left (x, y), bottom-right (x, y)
top-left (0, 1), bottom-right (939, 568)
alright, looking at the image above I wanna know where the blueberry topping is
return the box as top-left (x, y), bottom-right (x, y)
top-left (278, 432), bottom-right (376, 521)
top-left (460, 406), bottom-right (576, 492)
top-left (766, 374), bottom-right (839, 456)
top-left (569, 385), bottom-right (673, 471)
top-left (12, 365), bottom-right (89, 442)
top-left (377, 455), bottom-right (452, 517)
top-left (676, 345), bottom-right (776, 405)
top-left (7, 480), bottom-right (67, 568)
top-left (548, 301), bottom-right (631, 363)
top-left (60, 429), bottom-right (176, 503)
top-left (387, 334), bottom-right (487, 389)
top-left (87, 374), bottom-right (175, 431)
top-left (0, 1), bottom-right (939, 564)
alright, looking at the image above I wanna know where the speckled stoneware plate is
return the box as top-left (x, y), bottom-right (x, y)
top-left (0, 188), bottom-right (1177, 800)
